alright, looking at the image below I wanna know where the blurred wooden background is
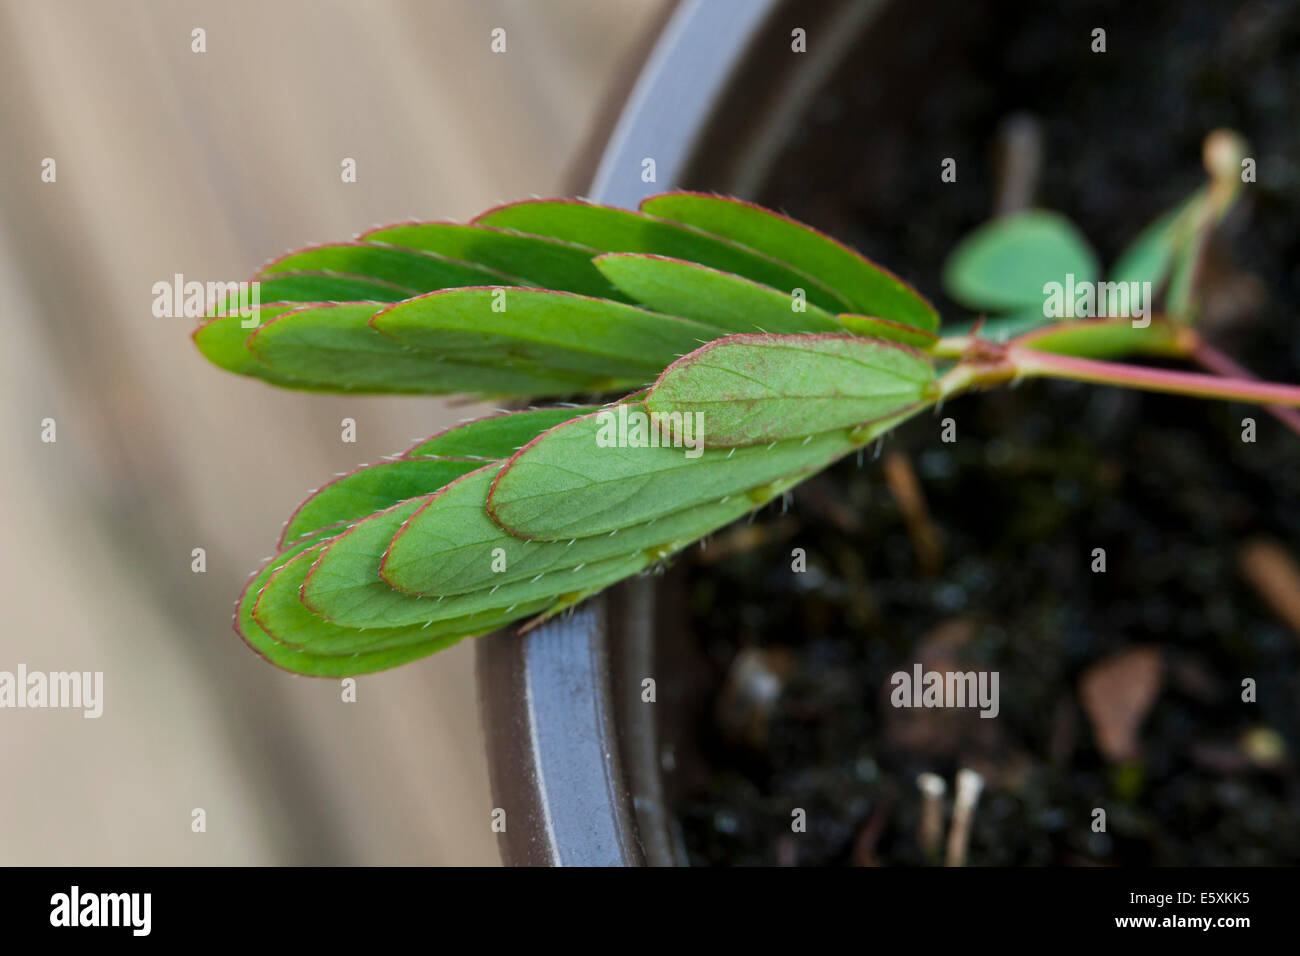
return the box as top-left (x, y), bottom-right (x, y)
top-left (0, 0), bottom-right (666, 864)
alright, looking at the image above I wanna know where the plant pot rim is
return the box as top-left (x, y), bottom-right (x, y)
top-left (475, 0), bottom-right (874, 866)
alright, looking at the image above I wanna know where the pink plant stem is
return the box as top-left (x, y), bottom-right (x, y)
top-left (1186, 338), bottom-right (1300, 437)
top-left (1007, 348), bottom-right (1300, 408)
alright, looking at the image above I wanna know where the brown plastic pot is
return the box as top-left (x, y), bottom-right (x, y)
top-left (475, 0), bottom-right (888, 866)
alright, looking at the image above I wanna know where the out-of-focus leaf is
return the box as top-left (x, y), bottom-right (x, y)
top-left (943, 210), bottom-right (1099, 312)
top-left (1078, 646), bottom-right (1163, 762)
top-left (593, 253), bottom-right (843, 333)
top-left (645, 334), bottom-right (934, 446)
top-left (641, 191), bottom-right (939, 330)
top-left (1011, 319), bottom-right (1182, 359)
top-left (1109, 192), bottom-right (1200, 289)
top-left (942, 309), bottom-right (1059, 344)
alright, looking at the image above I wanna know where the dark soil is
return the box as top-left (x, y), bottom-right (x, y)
top-left (672, 0), bottom-right (1300, 865)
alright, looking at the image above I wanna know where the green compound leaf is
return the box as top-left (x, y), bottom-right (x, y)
top-left (943, 210), bottom-right (1099, 313)
top-left (379, 463), bottom-right (773, 598)
top-left (251, 530), bottom-right (552, 657)
top-left (246, 301), bottom-right (597, 396)
top-left (473, 199), bottom-right (853, 313)
top-left (360, 223), bottom-right (627, 301)
top-left (369, 287), bottom-right (719, 382)
top-left (207, 188), bottom-right (1296, 679)
top-left (235, 533), bottom-right (479, 677)
top-left (300, 496), bottom-right (650, 629)
top-left (487, 402), bottom-right (926, 541)
top-left (206, 192), bottom-right (966, 674)
top-left (835, 315), bottom-right (939, 349)
top-left (641, 191), bottom-right (939, 331)
top-left (403, 405), bottom-right (598, 459)
top-left (257, 242), bottom-right (516, 296)
top-left (279, 457), bottom-right (485, 547)
top-left (645, 334), bottom-right (934, 446)
top-left (592, 253), bottom-right (843, 334)
top-left (1109, 192), bottom-right (1200, 290)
